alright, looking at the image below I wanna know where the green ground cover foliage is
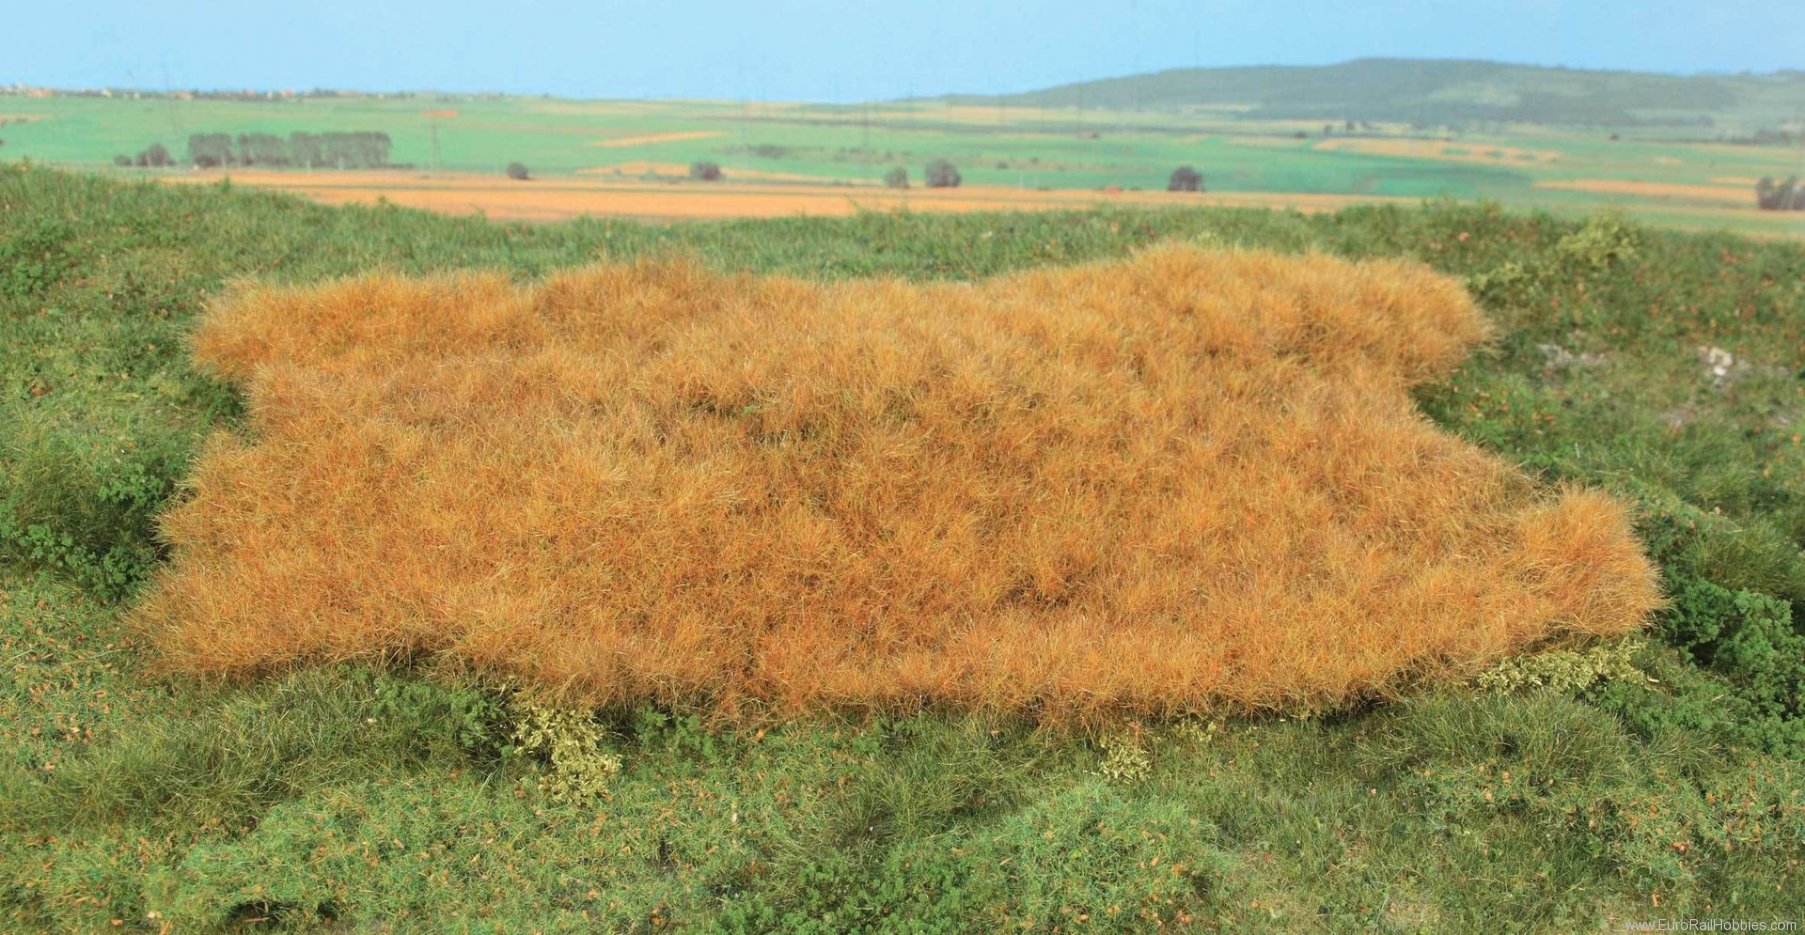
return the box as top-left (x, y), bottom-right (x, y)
top-left (2, 163), bottom-right (1804, 931)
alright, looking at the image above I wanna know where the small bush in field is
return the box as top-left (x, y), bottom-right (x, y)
top-left (689, 160), bottom-right (722, 181)
top-left (924, 159), bottom-right (960, 188)
top-left (1474, 639), bottom-right (1649, 695)
top-left (883, 166), bottom-right (909, 189)
top-left (510, 703), bottom-right (622, 803)
top-left (1096, 727), bottom-right (1152, 783)
top-left (505, 162), bottom-right (529, 181)
top-left (1555, 213), bottom-right (1639, 271)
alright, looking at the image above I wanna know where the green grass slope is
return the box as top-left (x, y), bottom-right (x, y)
top-left (950, 58), bottom-right (1805, 130)
top-left (2, 163), bottom-right (1805, 931)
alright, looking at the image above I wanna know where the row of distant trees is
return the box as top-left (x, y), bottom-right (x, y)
top-left (877, 161), bottom-right (962, 189)
top-left (114, 143), bottom-right (174, 167)
top-left (876, 161), bottom-right (1204, 192)
top-left (1756, 176), bottom-right (1805, 211)
top-left (187, 132), bottom-right (393, 169)
top-left (115, 132), bottom-right (394, 169)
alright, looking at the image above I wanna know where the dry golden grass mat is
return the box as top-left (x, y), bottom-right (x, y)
top-left (135, 245), bottom-right (1661, 721)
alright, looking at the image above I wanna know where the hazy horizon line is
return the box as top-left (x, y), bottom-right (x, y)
top-left (7, 55), bottom-right (1801, 106)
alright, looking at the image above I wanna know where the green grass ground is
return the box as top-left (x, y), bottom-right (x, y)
top-left (3, 164), bottom-right (1805, 932)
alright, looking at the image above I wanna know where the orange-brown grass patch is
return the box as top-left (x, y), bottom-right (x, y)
top-left (135, 247), bottom-right (1661, 722)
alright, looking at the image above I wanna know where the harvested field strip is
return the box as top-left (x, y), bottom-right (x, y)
top-left (589, 130), bottom-right (724, 148)
top-left (136, 246), bottom-right (1661, 721)
top-left (1534, 178), bottom-right (1754, 204)
top-left (1314, 137), bottom-right (1562, 165)
top-left (156, 171), bottom-right (1413, 221)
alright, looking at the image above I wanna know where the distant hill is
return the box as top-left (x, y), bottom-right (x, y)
top-left (945, 59), bottom-right (1805, 130)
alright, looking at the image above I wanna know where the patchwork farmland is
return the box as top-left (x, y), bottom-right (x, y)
top-left (3, 89), bottom-right (1804, 237)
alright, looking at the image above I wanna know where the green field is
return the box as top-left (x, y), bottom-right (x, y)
top-left (3, 163), bottom-right (1805, 931)
top-left (4, 85), bottom-right (1805, 238)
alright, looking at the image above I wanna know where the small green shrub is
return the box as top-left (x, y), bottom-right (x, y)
top-left (1474, 639), bottom-right (1650, 695)
top-left (1466, 258), bottom-right (1540, 306)
top-left (510, 703), bottom-right (622, 803)
top-left (1555, 213), bottom-right (1639, 272)
top-left (1096, 726), bottom-right (1152, 783)
top-left (1663, 577), bottom-right (1804, 716)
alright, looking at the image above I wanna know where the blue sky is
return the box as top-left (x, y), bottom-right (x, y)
top-left (13, 0), bottom-right (1798, 100)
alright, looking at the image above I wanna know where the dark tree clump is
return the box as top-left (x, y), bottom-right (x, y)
top-left (1755, 176), bottom-right (1804, 211)
top-left (883, 167), bottom-right (909, 189)
top-left (289, 132), bottom-right (325, 168)
top-left (188, 133), bottom-right (233, 168)
top-left (924, 159), bottom-right (961, 189)
top-left (135, 143), bottom-right (173, 168)
top-left (506, 162), bottom-right (530, 181)
top-left (113, 155), bottom-right (133, 167)
top-left (1168, 166), bottom-right (1204, 192)
top-left (236, 133), bottom-right (290, 167)
top-left (690, 161), bottom-right (723, 181)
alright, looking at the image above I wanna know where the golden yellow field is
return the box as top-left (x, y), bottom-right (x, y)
top-left (1534, 178), bottom-right (1753, 205)
top-left (136, 247), bottom-right (1659, 720)
top-left (589, 130), bottom-right (725, 148)
top-left (158, 170), bottom-right (1415, 221)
